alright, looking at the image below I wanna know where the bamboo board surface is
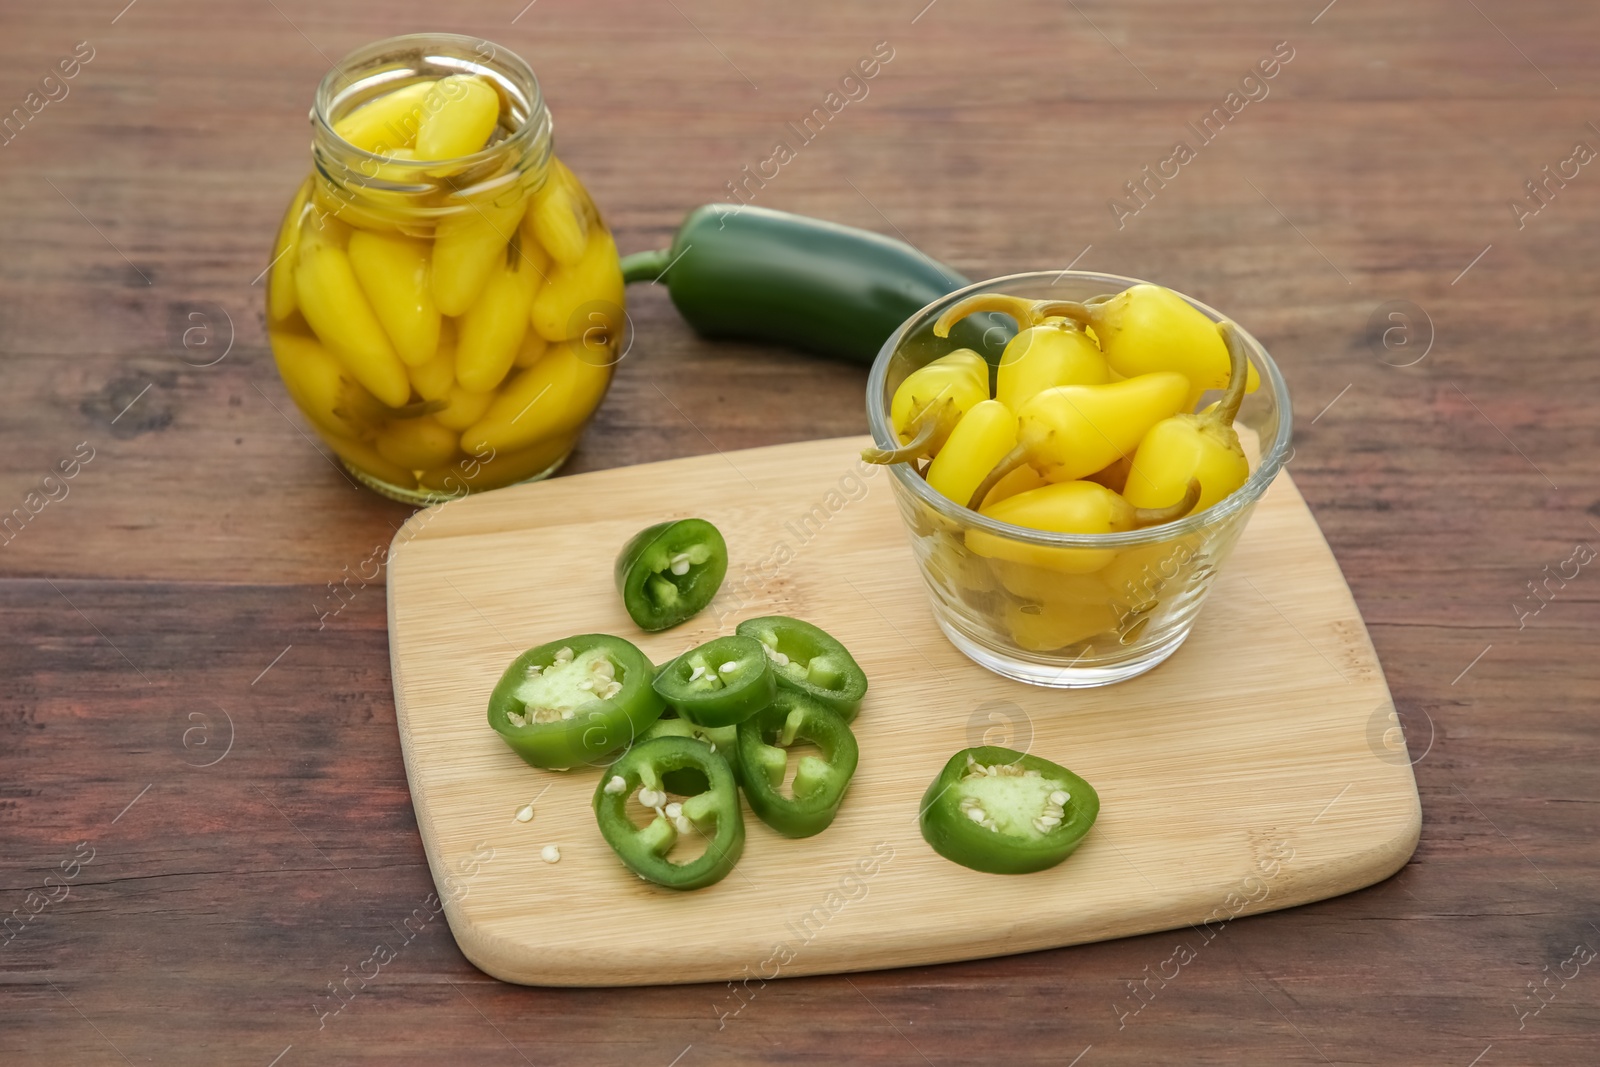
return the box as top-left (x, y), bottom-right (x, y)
top-left (387, 436), bottom-right (1419, 987)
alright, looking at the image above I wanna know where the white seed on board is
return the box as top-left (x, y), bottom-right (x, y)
top-left (515, 804), bottom-right (534, 823)
top-left (540, 845), bottom-right (561, 864)
top-left (604, 776), bottom-right (627, 795)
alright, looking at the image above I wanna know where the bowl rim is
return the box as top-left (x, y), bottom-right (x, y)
top-left (865, 269), bottom-right (1295, 549)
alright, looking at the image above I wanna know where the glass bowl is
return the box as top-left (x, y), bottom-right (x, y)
top-left (866, 271), bottom-right (1293, 687)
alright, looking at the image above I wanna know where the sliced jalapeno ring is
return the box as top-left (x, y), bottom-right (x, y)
top-left (592, 735), bottom-right (744, 890)
top-left (736, 690), bottom-right (859, 838)
top-left (919, 746), bottom-right (1100, 875)
top-left (640, 711), bottom-right (742, 790)
top-left (653, 634), bottom-right (776, 728)
top-left (734, 615), bottom-right (868, 719)
top-left (487, 634), bottom-right (664, 770)
top-left (614, 518), bottom-right (728, 631)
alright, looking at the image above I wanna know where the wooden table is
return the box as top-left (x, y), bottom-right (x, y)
top-left (3, 1), bottom-right (1596, 1063)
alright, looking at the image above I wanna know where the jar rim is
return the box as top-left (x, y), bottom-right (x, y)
top-left (311, 33), bottom-right (550, 177)
top-left (864, 270), bottom-right (1295, 550)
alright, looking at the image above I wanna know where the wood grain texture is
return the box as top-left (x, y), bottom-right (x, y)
top-left (3, 0), bottom-right (1598, 1063)
top-left (390, 437), bottom-right (1419, 986)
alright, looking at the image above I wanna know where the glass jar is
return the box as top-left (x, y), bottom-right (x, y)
top-left (867, 271), bottom-right (1293, 688)
top-left (266, 34), bottom-right (623, 503)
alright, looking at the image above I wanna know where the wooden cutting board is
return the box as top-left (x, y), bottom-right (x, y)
top-left (387, 436), bottom-right (1419, 987)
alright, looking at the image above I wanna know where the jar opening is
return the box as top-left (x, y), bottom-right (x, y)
top-left (309, 33), bottom-right (553, 215)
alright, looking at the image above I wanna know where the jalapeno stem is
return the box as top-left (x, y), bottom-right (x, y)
top-left (619, 248), bottom-right (673, 284)
top-left (1131, 478), bottom-right (1201, 528)
top-left (861, 403), bottom-right (945, 466)
top-left (966, 444), bottom-right (1029, 512)
top-left (933, 293), bottom-right (1052, 338)
top-left (1214, 320), bottom-right (1250, 424)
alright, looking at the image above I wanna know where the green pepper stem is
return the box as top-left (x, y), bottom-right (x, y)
top-left (1029, 300), bottom-right (1096, 329)
top-left (1214, 320), bottom-right (1250, 425)
top-left (861, 404), bottom-right (944, 466)
top-left (1131, 479), bottom-right (1202, 528)
top-left (966, 445), bottom-right (1029, 512)
top-left (933, 294), bottom-right (1051, 338)
top-left (382, 397), bottom-right (448, 419)
top-left (620, 248), bottom-right (674, 285)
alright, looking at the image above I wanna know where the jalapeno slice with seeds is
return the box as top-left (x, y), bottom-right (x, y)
top-left (919, 746), bottom-right (1099, 874)
top-left (614, 519), bottom-right (728, 631)
top-left (592, 735), bottom-right (744, 890)
top-left (487, 635), bottom-right (664, 769)
top-left (736, 690), bottom-right (859, 838)
top-left (653, 634), bottom-right (776, 728)
top-left (639, 711), bottom-right (741, 789)
top-left (735, 615), bottom-right (867, 719)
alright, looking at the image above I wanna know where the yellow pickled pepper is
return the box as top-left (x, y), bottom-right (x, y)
top-left (997, 322), bottom-right (1108, 411)
top-left (861, 349), bottom-right (990, 465)
top-left (508, 243), bottom-right (551, 373)
top-left (1006, 598), bottom-right (1120, 653)
top-left (456, 248), bottom-right (539, 393)
top-left (925, 400), bottom-right (1016, 508)
top-left (347, 230), bottom-right (442, 366)
top-left (293, 219), bottom-right (412, 407)
top-left (433, 192), bottom-right (528, 317)
top-left (333, 79), bottom-right (435, 152)
top-left (459, 339), bottom-right (612, 456)
top-left (964, 373), bottom-right (1191, 509)
top-left (526, 160), bottom-right (590, 266)
top-left (269, 331), bottom-right (387, 442)
top-left (413, 75), bottom-right (501, 161)
top-left (268, 179), bottom-right (312, 323)
top-left (530, 228), bottom-right (623, 343)
top-left (967, 479), bottom-right (1201, 574)
top-left (376, 415), bottom-right (461, 471)
top-left (1038, 283), bottom-right (1259, 408)
top-left (513, 329), bottom-right (550, 369)
top-left (935, 294), bottom-right (1109, 412)
top-left (408, 320), bottom-right (457, 402)
top-left (433, 385), bottom-right (495, 432)
top-left (1124, 320), bottom-right (1253, 514)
